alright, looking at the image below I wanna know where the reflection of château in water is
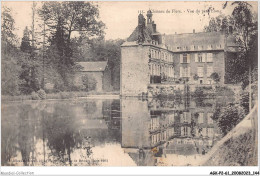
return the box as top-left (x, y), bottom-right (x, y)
top-left (121, 98), bottom-right (221, 162)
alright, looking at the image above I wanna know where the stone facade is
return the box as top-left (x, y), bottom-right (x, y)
top-left (121, 11), bottom-right (238, 97)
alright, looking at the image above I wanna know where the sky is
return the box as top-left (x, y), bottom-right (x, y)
top-left (2, 1), bottom-right (258, 42)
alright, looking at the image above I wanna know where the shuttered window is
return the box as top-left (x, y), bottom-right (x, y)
top-left (207, 113), bottom-right (214, 124)
top-left (198, 113), bottom-right (204, 124)
top-left (197, 67), bottom-right (204, 77)
top-left (207, 53), bottom-right (213, 62)
top-left (207, 66), bottom-right (213, 77)
top-left (180, 67), bottom-right (190, 77)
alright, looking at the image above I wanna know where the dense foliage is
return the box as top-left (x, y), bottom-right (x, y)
top-left (2, 2), bottom-right (123, 96)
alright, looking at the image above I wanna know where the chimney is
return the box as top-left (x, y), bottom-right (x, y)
top-left (193, 29), bottom-right (195, 33)
top-left (152, 23), bottom-right (156, 33)
top-left (229, 26), bottom-right (233, 34)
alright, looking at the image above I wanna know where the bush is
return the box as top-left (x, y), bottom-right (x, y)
top-left (37, 89), bottom-right (46, 99)
top-left (193, 87), bottom-right (206, 98)
top-left (31, 91), bottom-right (40, 100)
top-left (193, 74), bottom-right (199, 81)
top-left (210, 72), bottom-right (220, 83)
top-left (82, 75), bottom-right (97, 91)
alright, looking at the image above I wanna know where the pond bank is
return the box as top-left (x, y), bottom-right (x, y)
top-left (2, 91), bottom-right (120, 102)
top-left (201, 102), bottom-right (258, 166)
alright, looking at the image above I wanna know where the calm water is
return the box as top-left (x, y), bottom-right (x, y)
top-left (1, 97), bottom-right (234, 166)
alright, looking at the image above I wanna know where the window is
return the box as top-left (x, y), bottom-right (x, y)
top-left (198, 113), bottom-right (204, 124)
top-left (198, 45), bottom-right (203, 50)
top-left (208, 128), bottom-right (214, 137)
top-left (180, 54), bottom-right (190, 63)
top-left (198, 53), bottom-right (203, 62)
top-left (207, 53), bottom-right (213, 62)
top-left (202, 128), bottom-right (207, 137)
top-left (208, 45), bottom-right (213, 50)
top-left (197, 66), bottom-right (204, 77)
top-left (180, 67), bottom-right (190, 77)
top-left (191, 45), bottom-right (195, 51)
top-left (183, 54), bottom-right (187, 63)
top-left (207, 113), bottom-right (214, 124)
top-left (217, 44), bottom-right (222, 49)
top-left (207, 66), bottom-right (213, 77)
top-left (176, 46), bottom-right (181, 51)
top-left (181, 126), bottom-right (190, 136)
top-left (195, 53), bottom-right (205, 62)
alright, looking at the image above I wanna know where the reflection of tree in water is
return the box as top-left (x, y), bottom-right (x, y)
top-left (17, 104), bottom-right (39, 166)
top-left (1, 106), bottom-right (21, 165)
top-left (42, 104), bottom-right (84, 166)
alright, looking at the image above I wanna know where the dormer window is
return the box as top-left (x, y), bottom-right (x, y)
top-left (208, 45), bottom-right (213, 50)
top-left (217, 44), bottom-right (222, 49)
top-left (176, 46), bottom-right (181, 51)
top-left (198, 45), bottom-right (203, 50)
top-left (191, 45), bottom-right (195, 51)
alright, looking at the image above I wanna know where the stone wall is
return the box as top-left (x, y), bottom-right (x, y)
top-left (121, 44), bottom-right (150, 96)
top-left (147, 84), bottom-right (185, 97)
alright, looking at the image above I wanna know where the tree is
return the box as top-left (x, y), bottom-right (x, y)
top-left (204, 14), bottom-right (234, 34)
top-left (38, 1), bottom-right (105, 89)
top-left (19, 27), bottom-right (41, 94)
top-left (20, 26), bottom-right (32, 53)
top-left (230, 1), bottom-right (257, 110)
top-left (1, 6), bottom-right (16, 48)
top-left (1, 7), bottom-right (21, 95)
top-left (205, 2), bottom-right (257, 109)
top-left (210, 72), bottom-right (220, 84)
top-left (215, 103), bottom-right (245, 135)
top-left (82, 75), bottom-right (97, 91)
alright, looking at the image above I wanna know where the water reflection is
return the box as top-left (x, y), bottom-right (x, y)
top-left (2, 97), bottom-right (233, 166)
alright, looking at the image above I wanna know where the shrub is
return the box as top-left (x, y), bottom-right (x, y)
top-left (193, 87), bottom-right (206, 98)
top-left (82, 75), bottom-right (97, 91)
top-left (193, 74), bottom-right (199, 81)
top-left (37, 89), bottom-right (46, 99)
top-left (31, 91), bottom-right (40, 100)
top-left (210, 72), bottom-right (220, 84)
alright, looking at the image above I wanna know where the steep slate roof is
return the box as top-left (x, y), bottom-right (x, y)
top-left (127, 26), bottom-right (153, 42)
top-left (76, 61), bottom-right (107, 72)
top-left (165, 32), bottom-right (225, 50)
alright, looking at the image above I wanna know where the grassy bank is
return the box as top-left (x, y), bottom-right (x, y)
top-left (204, 130), bottom-right (256, 166)
top-left (202, 102), bottom-right (258, 166)
top-left (2, 91), bottom-right (120, 102)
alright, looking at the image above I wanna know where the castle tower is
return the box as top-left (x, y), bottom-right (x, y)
top-left (147, 10), bottom-right (153, 24)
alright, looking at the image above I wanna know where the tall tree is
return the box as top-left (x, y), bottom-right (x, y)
top-left (38, 1), bottom-right (105, 89)
top-left (19, 27), bottom-right (40, 94)
top-left (20, 26), bottom-right (32, 53)
top-left (204, 15), bottom-right (234, 34)
top-left (1, 7), bottom-right (21, 95)
top-left (230, 1), bottom-right (257, 110)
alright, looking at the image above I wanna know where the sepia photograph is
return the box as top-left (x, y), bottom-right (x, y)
top-left (1, 0), bottom-right (258, 173)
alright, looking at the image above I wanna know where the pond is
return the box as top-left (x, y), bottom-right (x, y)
top-left (1, 96), bottom-right (234, 166)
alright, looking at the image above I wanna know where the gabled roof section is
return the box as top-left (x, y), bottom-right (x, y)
top-left (127, 26), bottom-right (153, 42)
top-left (165, 32), bottom-right (225, 49)
top-left (76, 61), bottom-right (107, 72)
